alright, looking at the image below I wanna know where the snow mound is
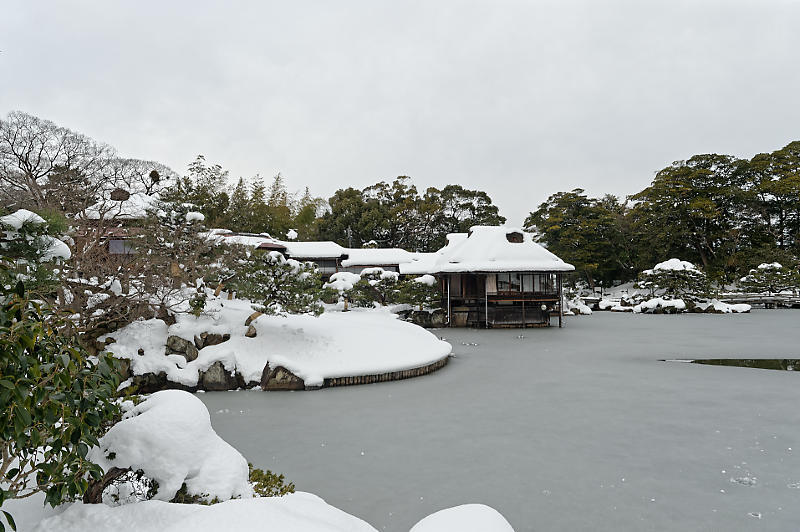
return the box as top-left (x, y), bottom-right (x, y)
top-left (89, 390), bottom-right (251, 502)
top-left (324, 271), bottom-right (361, 292)
top-left (185, 211), bottom-right (205, 223)
top-left (633, 297), bottom-right (686, 314)
top-left (103, 298), bottom-right (452, 388)
top-left (566, 298), bottom-right (592, 315)
top-left (33, 492), bottom-right (377, 532)
top-left (695, 299), bottom-right (751, 313)
top-left (410, 504), bottom-right (514, 532)
top-left (757, 262), bottom-right (782, 270)
top-left (413, 274), bottom-right (437, 286)
top-left (646, 258), bottom-right (697, 273)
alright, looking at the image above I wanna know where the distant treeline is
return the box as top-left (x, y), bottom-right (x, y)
top-left (527, 143), bottom-right (800, 286)
top-left (1, 111), bottom-right (797, 285)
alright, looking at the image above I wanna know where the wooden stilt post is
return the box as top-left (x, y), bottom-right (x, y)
top-left (484, 274), bottom-right (489, 329)
top-left (447, 276), bottom-right (452, 327)
top-left (558, 273), bottom-right (563, 328)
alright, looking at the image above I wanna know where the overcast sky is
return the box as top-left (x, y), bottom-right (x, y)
top-left (2, 1), bottom-right (799, 224)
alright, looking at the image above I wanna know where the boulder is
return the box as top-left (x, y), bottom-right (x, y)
top-left (200, 361), bottom-right (238, 391)
top-left (202, 332), bottom-right (230, 347)
top-left (410, 309), bottom-right (446, 328)
top-left (116, 358), bottom-right (132, 379)
top-left (166, 335), bottom-right (198, 362)
top-left (263, 365), bottom-right (305, 391)
top-left (245, 325), bottom-right (257, 338)
top-left (259, 363), bottom-right (272, 390)
top-left (132, 372), bottom-right (168, 394)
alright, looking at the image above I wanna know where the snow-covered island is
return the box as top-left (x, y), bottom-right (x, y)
top-left (105, 296), bottom-right (453, 392)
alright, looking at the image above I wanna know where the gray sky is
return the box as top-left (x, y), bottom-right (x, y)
top-left (2, 1), bottom-right (799, 225)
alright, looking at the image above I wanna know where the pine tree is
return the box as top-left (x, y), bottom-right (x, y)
top-left (739, 262), bottom-right (800, 295)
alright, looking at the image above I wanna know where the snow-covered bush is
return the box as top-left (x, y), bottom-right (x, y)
top-left (0, 209), bottom-right (70, 293)
top-left (397, 275), bottom-right (441, 311)
top-left (350, 268), bottom-right (401, 307)
top-left (636, 258), bottom-right (709, 302)
top-left (323, 271), bottom-right (362, 310)
top-left (738, 262), bottom-right (799, 295)
top-left (229, 251), bottom-right (325, 315)
top-left (89, 390), bottom-right (252, 503)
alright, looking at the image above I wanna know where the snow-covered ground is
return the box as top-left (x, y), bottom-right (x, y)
top-left (104, 298), bottom-right (452, 388)
top-left (197, 310), bottom-right (800, 531)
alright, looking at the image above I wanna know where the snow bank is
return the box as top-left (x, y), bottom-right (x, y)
top-left (103, 298), bottom-right (452, 388)
top-left (89, 390), bottom-right (251, 502)
top-left (633, 297), bottom-right (686, 314)
top-left (33, 492), bottom-right (378, 532)
top-left (410, 504), bottom-right (514, 532)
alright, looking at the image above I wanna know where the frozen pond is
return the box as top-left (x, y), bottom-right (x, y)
top-left (199, 311), bottom-right (800, 531)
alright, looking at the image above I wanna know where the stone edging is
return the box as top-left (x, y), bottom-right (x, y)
top-left (319, 355), bottom-right (450, 389)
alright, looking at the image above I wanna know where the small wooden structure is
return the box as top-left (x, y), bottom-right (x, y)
top-left (401, 226), bottom-right (574, 328)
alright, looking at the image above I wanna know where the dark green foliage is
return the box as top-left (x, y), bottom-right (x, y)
top-left (524, 190), bottom-right (631, 288)
top-left (318, 177), bottom-right (505, 251)
top-left (635, 262), bottom-right (710, 301)
top-left (349, 269), bottom-right (401, 307)
top-left (0, 210), bottom-right (69, 296)
top-left (397, 277), bottom-right (441, 310)
top-left (249, 464), bottom-right (295, 498)
top-left (0, 274), bottom-right (120, 527)
top-left (739, 262), bottom-right (800, 295)
top-left (229, 252), bottom-right (325, 315)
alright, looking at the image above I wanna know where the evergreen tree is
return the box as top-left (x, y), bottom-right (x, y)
top-left (739, 262), bottom-right (800, 295)
top-left (229, 252), bottom-right (325, 315)
top-left (635, 259), bottom-right (710, 301)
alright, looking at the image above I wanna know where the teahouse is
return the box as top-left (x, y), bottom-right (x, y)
top-left (401, 226), bottom-right (574, 328)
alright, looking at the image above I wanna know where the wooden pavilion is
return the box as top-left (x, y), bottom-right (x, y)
top-left (401, 226), bottom-right (574, 328)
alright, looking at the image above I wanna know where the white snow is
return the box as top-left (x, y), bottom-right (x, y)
top-left (645, 258), bottom-right (698, 274)
top-left (409, 504), bottom-right (514, 532)
top-left (341, 248), bottom-right (417, 268)
top-left (695, 299), bottom-right (752, 314)
top-left (102, 298), bottom-right (452, 388)
top-left (40, 237), bottom-right (72, 261)
top-left (413, 274), bottom-right (437, 286)
top-left (185, 211), bottom-right (205, 223)
top-left (361, 267), bottom-right (399, 282)
top-left (32, 491), bottom-right (379, 532)
top-left (757, 262), bottom-right (783, 270)
top-left (83, 192), bottom-right (162, 220)
top-left (632, 297), bottom-right (687, 313)
top-left (406, 226), bottom-right (574, 274)
top-left (324, 271), bottom-right (361, 292)
top-left (0, 208), bottom-right (46, 229)
top-left (281, 241), bottom-right (346, 259)
top-left (286, 228), bottom-right (298, 240)
top-left (89, 390), bottom-right (251, 502)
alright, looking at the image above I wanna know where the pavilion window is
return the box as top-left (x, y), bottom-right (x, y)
top-left (522, 274), bottom-right (533, 293)
top-left (496, 273), bottom-right (510, 292)
top-left (509, 273), bottom-right (521, 292)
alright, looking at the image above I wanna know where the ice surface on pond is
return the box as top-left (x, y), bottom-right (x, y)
top-left (199, 311), bottom-right (800, 532)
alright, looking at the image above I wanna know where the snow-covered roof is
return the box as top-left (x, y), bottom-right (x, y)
top-left (83, 192), bottom-right (162, 220)
top-left (281, 241), bottom-right (346, 259)
top-left (341, 248), bottom-right (417, 267)
top-left (402, 226), bottom-right (574, 274)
